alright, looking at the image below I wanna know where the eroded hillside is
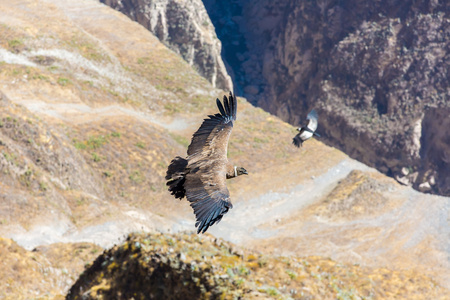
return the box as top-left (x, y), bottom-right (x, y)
top-left (0, 0), bottom-right (449, 298)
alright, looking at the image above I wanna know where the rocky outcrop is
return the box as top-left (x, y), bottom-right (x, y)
top-left (101, 0), bottom-right (233, 92)
top-left (203, 0), bottom-right (450, 196)
top-left (67, 232), bottom-right (449, 299)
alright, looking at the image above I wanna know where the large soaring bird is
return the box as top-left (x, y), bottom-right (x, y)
top-left (293, 109), bottom-right (320, 147)
top-left (165, 92), bottom-right (247, 234)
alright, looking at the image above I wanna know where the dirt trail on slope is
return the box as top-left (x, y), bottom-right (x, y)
top-left (12, 98), bottom-right (190, 130)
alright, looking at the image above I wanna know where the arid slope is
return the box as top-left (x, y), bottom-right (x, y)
top-left (0, 0), bottom-right (448, 298)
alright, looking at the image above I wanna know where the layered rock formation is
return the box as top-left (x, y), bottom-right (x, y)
top-left (203, 0), bottom-right (450, 196)
top-left (101, 0), bottom-right (233, 91)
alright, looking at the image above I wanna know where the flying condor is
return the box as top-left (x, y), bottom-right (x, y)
top-left (165, 92), bottom-right (248, 234)
top-left (293, 109), bottom-right (320, 147)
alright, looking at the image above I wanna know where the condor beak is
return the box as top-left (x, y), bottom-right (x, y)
top-left (243, 170), bottom-right (248, 175)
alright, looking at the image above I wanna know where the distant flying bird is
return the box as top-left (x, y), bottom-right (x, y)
top-left (165, 92), bottom-right (248, 234)
top-left (293, 109), bottom-right (320, 147)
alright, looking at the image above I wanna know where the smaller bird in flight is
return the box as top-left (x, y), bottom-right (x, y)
top-left (293, 109), bottom-right (320, 147)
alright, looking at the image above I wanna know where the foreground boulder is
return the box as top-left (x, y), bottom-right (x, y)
top-left (67, 232), bottom-right (449, 299)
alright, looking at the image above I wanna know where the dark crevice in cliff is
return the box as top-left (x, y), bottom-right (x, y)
top-left (374, 89), bottom-right (388, 116)
top-left (203, 0), bottom-right (249, 98)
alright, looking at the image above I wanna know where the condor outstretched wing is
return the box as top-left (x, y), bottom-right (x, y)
top-left (185, 92), bottom-right (237, 233)
top-left (185, 166), bottom-right (233, 233)
top-left (306, 109), bottom-right (318, 132)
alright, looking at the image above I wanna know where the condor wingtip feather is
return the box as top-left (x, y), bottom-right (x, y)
top-left (224, 94), bottom-right (232, 116)
top-left (308, 109), bottom-right (318, 121)
top-left (216, 98), bottom-right (226, 116)
top-left (229, 91), bottom-right (237, 120)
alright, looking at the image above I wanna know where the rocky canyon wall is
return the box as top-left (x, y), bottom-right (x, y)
top-left (101, 0), bottom-right (233, 91)
top-left (204, 0), bottom-right (450, 196)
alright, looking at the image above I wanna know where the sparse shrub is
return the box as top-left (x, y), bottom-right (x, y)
top-left (83, 80), bottom-right (94, 87)
top-left (135, 142), bottom-right (145, 149)
top-left (33, 74), bottom-right (49, 81)
top-left (336, 287), bottom-right (358, 300)
top-left (8, 39), bottom-right (22, 47)
top-left (164, 102), bottom-right (181, 114)
top-left (19, 169), bottom-right (34, 187)
top-left (264, 286), bottom-right (279, 296)
top-left (57, 77), bottom-right (71, 86)
top-left (234, 278), bottom-right (245, 287)
top-left (3, 152), bottom-right (17, 163)
top-left (8, 39), bottom-right (23, 51)
top-left (107, 89), bottom-right (118, 97)
top-left (238, 265), bottom-right (250, 276)
top-left (129, 171), bottom-right (144, 184)
top-left (111, 131), bottom-right (121, 138)
top-left (76, 198), bottom-right (85, 206)
top-left (39, 182), bottom-right (47, 191)
top-left (73, 139), bottom-right (86, 150)
top-left (87, 135), bottom-right (108, 149)
top-left (92, 152), bottom-right (101, 162)
top-left (286, 269), bottom-right (297, 280)
top-left (258, 256), bottom-right (268, 267)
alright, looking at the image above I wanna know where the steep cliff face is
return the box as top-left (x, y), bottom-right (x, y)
top-left (204, 0), bottom-right (450, 196)
top-left (101, 0), bottom-right (233, 92)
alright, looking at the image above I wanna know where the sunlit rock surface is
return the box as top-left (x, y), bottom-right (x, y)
top-left (101, 0), bottom-right (233, 92)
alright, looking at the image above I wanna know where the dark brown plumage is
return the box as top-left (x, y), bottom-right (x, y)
top-left (165, 92), bottom-right (247, 234)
